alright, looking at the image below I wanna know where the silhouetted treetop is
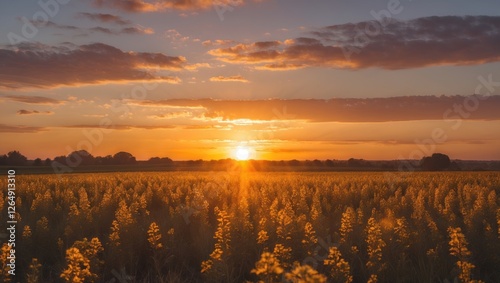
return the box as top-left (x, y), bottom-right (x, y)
top-left (0, 150), bottom-right (28, 166)
top-left (113, 151), bottom-right (136, 164)
top-left (420, 153), bottom-right (451, 171)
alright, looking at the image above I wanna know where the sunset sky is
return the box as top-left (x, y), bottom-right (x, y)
top-left (1, 0), bottom-right (500, 160)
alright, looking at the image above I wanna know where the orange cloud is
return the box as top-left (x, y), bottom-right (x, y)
top-left (0, 124), bottom-right (46, 133)
top-left (93, 0), bottom-right (257, 12)
top-left (64, 124), bottom-right (176, 130)
top-left (17, 110), bottom-right (54, 115)
top-left (0, 43), bottom-right (185, 88)
top-left (209, 75), bottom-right (249, 83)
top-left (3, 95), bottom-right (64, 105)
top-left (128, 95), bottom-right (500, 122)
top-left (202, 39), bottom-right (235, 47)
top-left (209, 16), bottom-right (500, 70)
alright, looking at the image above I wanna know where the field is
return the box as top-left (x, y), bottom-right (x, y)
top-left (1, 171), bottom-right (499, 283)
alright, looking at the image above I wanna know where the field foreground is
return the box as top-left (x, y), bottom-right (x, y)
top-left (1, 171), bottom-right (499, 282)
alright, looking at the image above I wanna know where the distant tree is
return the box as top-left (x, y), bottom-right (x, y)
top-left (44, 158), bottom-right (52, 166)
top-left (0, 154), bottom-right (6, 165)
top-left (33, 158), bottom-right (43, 166)
top-left (53, 155), bottom-right (67, 165)
top-left (449, 161), bottom-right (461, 171)
top-left (148, 157), bottom-right (161, 164)
top-left (147, 157), bottom-right (173, 164)
top-left (420, 153), bottom-right (451, 171)
top-left (5, 151), bottom-right (28, 166)
top-left (67, 150), bottom-right (95, 166)
top-left (325, 159), bottom-right (335, 167)
top-left (95, 155), bottom-right (113, 165)
top-left (112, 152), bottom-right (136, 165)
top-left (347, 158), bottom-right (364, 168)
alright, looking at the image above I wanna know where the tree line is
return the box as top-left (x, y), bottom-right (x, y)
top-left (0, 150), bottom-right (172, 166)
top-left (0, 150), bottom-right (467, 171)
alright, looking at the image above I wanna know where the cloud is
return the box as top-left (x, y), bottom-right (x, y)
top-left (128, 95), bottom-right (500, 122)
top-left (255, 63), bottom-right (305, 71)
top-left (64, 124), bottom-right (176, 130)
top-left (93, 0), bottom-right (257, 12)
top-left (78, 12), bottom-right (131, 25)
top-left (17, 110), bottom-right (54, 115)
top-left (30, 20), bottom-right (154, 35)
top-left (3, 95), bottom-right (64, 104)
top-left (0, 124), bottom-right (46, 133)
top-left (147, 111), bottom-right (193, 119)
top-left (209, 16), bottom-right (500, 70)
top-left (209, 75), bottom-right (249, 83)
top-left (121, 26), bottom-right (155, 34)
top-left (0, 42), bottom-right (185, 88)
top-left (202, 39), bottom-right (236, 47)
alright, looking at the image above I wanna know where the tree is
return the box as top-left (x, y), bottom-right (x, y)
top-left (147, 157), bottom-right (173, 164)
top-left (95, 155), bottom-right (113, 165)
top-left (347, 158), bottom-right (364, 167)
top-left (5, 151), bottom-right (28, 166)
top-left (33, 158), bottom-right (43, 166)
top-left (112, 152), bottom-right (136, 165)
top-left (67, 150), bottom-right (95, 166)
top-left (420, 153), bottom-right (451, 171)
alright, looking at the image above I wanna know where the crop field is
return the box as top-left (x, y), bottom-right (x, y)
top-left (1, 171), bottom-right (499, 283)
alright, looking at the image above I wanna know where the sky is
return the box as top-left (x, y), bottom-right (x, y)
top-left (1, 0), bottom-right (500, 161)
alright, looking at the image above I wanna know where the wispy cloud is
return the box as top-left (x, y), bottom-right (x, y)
top-left (64, 124), bottom-right (176, 130)
top-left (77, 12), bottom-right (131, 25)
top-left (209, 16), bottom-right (500, 70)
top-left (202, 39), bottom-right (236, 47)
top-left (17, 109), bottom-right (54, 115)
top-left (3, 95), bottom-right (64, 105)
top-left (129, 95), bottom-right (500, 122)
top-left (0, 124), bottom-right (46, 133)
top-left (30, 20), bottom-right (154, 35)
top-left (147, 111), bottom-right (193, 119)
top-left (209, 75), bottom-right (249, 83)
top-left (93, 0), bottom-right (259, 12)
top-left (0, 42), bottom-right (185, 88)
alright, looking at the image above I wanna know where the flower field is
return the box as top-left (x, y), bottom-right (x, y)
top-left (1, 171), bottom-right (499, 282)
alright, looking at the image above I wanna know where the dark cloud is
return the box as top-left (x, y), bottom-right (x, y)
top-left (17, 110), bottom-right (54, 115)
top-left (93, 0), bottom-right (259, 12)
top-left (78, 12), bottom-right (131, 25)
top-left (130, 95), bottom-right (500, 122)
top-left (0, 42), bottom-right (185, 88)
top-left (209, 16), bottom-right (500, 70)
top-left (29, 20), bottom-right (154, 35)
top-left (0, 124), bottom-right (46, 133)
top-left (3, 95), bottom-right (64, 104)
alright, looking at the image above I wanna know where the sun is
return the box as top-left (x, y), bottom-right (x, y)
top-left (235, 146), bottom-right (250, 161)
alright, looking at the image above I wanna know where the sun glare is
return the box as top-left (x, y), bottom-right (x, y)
top-left (235, 146), bottom-right (250, 161)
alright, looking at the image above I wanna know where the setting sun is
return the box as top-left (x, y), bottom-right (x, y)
top-left (235, 146), bottom-right (250, 160)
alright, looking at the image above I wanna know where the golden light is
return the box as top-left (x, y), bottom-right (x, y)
top-left (235, 146), bottom-right (250, 160)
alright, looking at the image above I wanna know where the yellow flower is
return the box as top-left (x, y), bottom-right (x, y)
top-left (284, 262), bottom-right (327, 283)
top-left (147, 222), bottom-right (163, 250)
top-left (60, 247), bottom-right (92, 283)
top-left (251, 252), bottom-right (284, 282)
top-left (324, 247), bottom-right (352, 283)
